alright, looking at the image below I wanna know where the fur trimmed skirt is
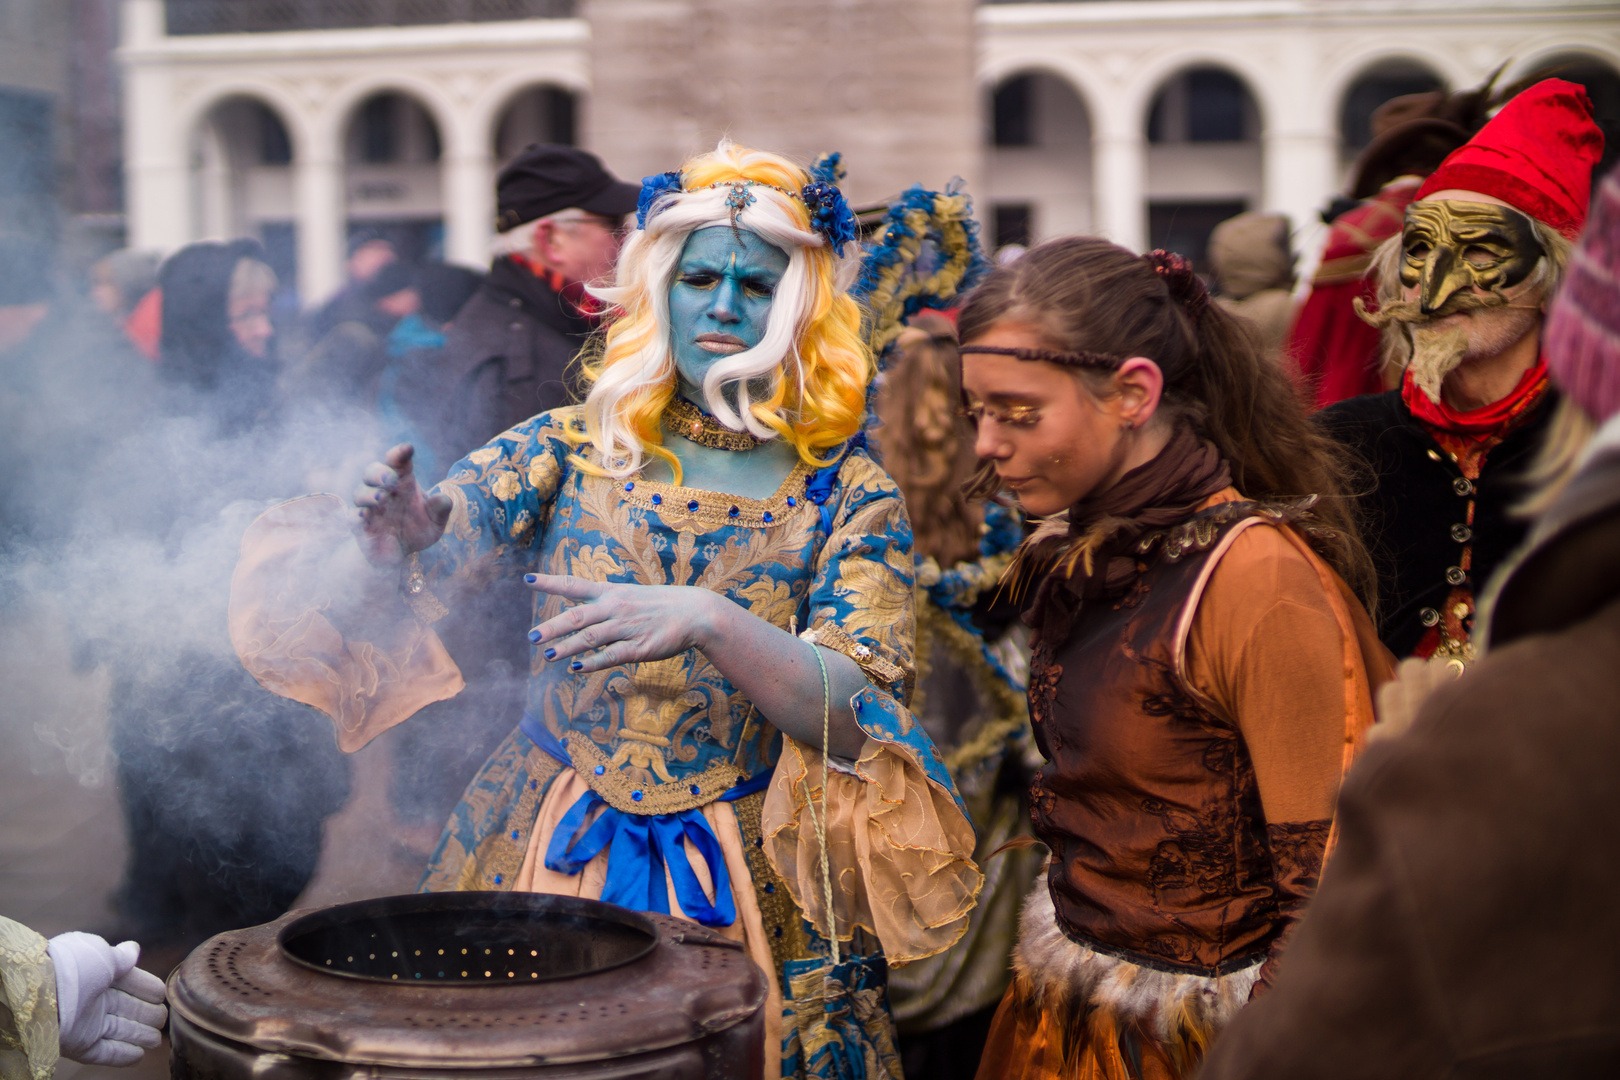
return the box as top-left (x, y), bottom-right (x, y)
top-left (973, 879), bottom-right (1262, 1080)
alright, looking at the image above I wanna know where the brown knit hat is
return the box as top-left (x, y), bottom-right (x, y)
top-left (1545, 168), bottom-right (1620, 421)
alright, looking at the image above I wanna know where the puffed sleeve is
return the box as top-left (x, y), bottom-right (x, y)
top-left (0, 917), bottom-right (57, 1080)
top-left (761, 450), bottom-right (982, 964)
top-left (229, 411), bottom-right (575, 752)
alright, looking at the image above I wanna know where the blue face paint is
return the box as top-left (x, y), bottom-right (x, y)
top-left (667, 227), bottom-right (790, 399)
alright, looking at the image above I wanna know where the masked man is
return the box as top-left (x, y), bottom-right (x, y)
top-left (1318, 79), bottom-right (1603, 662)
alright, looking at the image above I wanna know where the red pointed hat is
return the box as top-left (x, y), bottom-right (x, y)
top-left (1416, 78), bottom-right (1604, 238)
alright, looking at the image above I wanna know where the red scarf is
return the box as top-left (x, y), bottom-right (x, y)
top-left (524, 258), bottom-right (609, 324)
top-left (1401, 360), bottom-right (1551, 439)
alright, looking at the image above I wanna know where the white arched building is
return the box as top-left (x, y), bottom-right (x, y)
top-left (122, 0), bottom-right (588, 301)
top-left (979, 0), bottom-right (1619, 271)
top-left (120, 0), bottom-right (1619, 302)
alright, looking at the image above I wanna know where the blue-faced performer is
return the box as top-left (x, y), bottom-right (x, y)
top-left (229, 140), bottom-right (982, 1080)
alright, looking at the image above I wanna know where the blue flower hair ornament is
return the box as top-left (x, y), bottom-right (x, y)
top-left (635, 171), bottom-right (683, 230)
top-left (635, 170), bottom-right (858, 251)
top-left (799, 182), bottom-right (858, 250)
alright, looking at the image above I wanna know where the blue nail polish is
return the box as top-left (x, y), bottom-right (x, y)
top-left (570, 661), bottom-right (583, 671)
top-left (527, 629), bottom-right (541, 643)
top-left (524, 573), bottom-right (537, 584)
top-left (544, 648), bottom-right (556, 660)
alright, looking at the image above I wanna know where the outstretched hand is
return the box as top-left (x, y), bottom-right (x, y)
top-left (526, 573), bottom-right (717, 673)
top-left (352, 444), bottom-right (453, 567)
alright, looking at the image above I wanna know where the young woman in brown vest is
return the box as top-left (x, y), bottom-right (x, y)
top-left (959, 238), bottom-right (1391, 1080)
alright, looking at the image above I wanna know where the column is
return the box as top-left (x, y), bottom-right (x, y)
top-left (1092, 125), bottom-right (1146, 253)
top-left (1263, 128), bottom-right (1337, 246)
top-left (294, 148), bottom-right (345, 305)
top-left (1260, 36), bottom-right (1337, 264)
top-left (443, 125), bottom-right (494, 270)
top-left (121, 0), bottom-right (190, 252)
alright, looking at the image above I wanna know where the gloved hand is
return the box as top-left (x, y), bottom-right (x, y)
top-left (47, 932), bottom-right (168, 1066)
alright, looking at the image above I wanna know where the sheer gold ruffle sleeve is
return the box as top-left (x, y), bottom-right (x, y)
top-left (761, 703), bottom-right (982, 965)
top-left (228, 494), bottom-right (464, 753)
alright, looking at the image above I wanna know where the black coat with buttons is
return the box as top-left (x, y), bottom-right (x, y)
top-left (433, 255), bottom-right (595, 473)
top-left (1318, 387), bottom-right (1556, 658)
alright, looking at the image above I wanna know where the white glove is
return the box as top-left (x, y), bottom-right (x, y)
top-left (47, 932), bottom-right (168, 1067)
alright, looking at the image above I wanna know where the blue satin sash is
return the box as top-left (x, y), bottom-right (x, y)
top-left (520, 713), bottom-right (772, 927)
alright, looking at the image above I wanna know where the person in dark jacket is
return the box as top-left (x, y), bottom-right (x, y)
top-left (435, 144), bottom-right (638, 462)
top-left (1197, 163), bottom-right (1620, 1080)
top-left (282, 257), bottom-right (418, 412)
top-left (111, 240), bottom-right (351, 965)
top-left (1319, 80), bottom-right (1602, 662)
top-left (156, 239), bottom-right (283, 434)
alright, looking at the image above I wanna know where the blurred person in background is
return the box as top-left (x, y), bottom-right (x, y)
top-left (109, 239), bottom-right (351, 971)
top-left (368, 146), bottom-right (638, 798)
top-left (156, 239), bottom-right (283, 435)
top-left (367, 257), bottom-right (527, 867)
top-left (436, 144), bottom-right (638, 463)
top-left (88, 248), bottom-right (161, 354)
top-left (1198, 163), bottom-right (1620, 1080)
top-left (0, 918), bottom-right (167, 1079)
top-left (0, 238), bottom-right (154, 547)
top-left (1289, 86), bottom-right (1492, 409)
top-left (1207, 211), bottom-right (1296, 367)
top-left (874, 312), bottom-right (1045, 1080)
top-left (282, 256), bottom-right (418, 412)
top-left (301, 233), bottom-right (398, 346)
top-left (1320, 80), bottom-right (1602, 663)
top-left (375, 261), bottom-right (485, 485)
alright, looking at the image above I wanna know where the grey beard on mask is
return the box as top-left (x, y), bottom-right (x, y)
top-left (1406, 321), bottom-right (1470, 404)
top-left (1354, 289), bottom-right (1536, 405)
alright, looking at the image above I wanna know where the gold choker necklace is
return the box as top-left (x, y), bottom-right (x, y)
top-left (664, 397), bottom-right (765, 452)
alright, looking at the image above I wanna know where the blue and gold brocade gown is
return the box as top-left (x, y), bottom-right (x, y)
top-left (232, 408), bottom-right (981, 1080)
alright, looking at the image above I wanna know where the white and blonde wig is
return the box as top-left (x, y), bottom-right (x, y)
top-left (577, 140), bottom-right (865, 481)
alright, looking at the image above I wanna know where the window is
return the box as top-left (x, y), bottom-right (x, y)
top-left (1339, 65), bottom-right (1445, 153)
top-left (993, 204), bottom-right (1034, 251)
top-left (1149, 69), bottom-right (1256, 144)
top-left (993, 76), bottom-right (1035, 147)
top-left (256, 103), bottom-right (292, 165)
top-left (1147, 200), bottom-right (1247, 272)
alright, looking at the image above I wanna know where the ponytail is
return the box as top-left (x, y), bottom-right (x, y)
top-left (959, 237), bottom-right (1376, 613)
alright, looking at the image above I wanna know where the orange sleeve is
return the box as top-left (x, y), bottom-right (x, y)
top-left (1184, 524), bottom-right (1386, 823)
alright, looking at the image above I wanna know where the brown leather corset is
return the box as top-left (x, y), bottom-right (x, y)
top-left (1028, 505), bottom-right (1281, 976)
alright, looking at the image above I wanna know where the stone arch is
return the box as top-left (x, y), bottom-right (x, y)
top-left (1317, 44), bottom-right (1471, 135)
top-left (184, 90), bottom-right (302, 266)
top-left (334, 83), bottom-right (454, 265)
top-left (488, 82), bottom-right (584, 165)
top-left (178, 82), bottom-right (312, 166)
top-left (1334, 55), bottom-right (1449, 157)
top-left (324, 76), bottom-right (459, 156)
top-left (1138, 59), bottom-right (1266, 268)
top-left (979, 65), bottom-right (1096, 248)
top-left (1128, 52), bottom-right (1271, 143)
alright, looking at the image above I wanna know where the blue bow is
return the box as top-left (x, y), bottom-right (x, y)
top-left (521, 715), bottom-right (771, 928)
top-left (545, 789), bottom-right (736, 925)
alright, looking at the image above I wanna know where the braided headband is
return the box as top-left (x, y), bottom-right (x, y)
top-left (637, 171), bottom-right (858, 249)
top-left (957, 345), bottom-right (1125, 370)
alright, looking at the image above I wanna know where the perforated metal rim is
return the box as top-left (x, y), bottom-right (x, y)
top-left (276, 892), bottom-right (659, 986)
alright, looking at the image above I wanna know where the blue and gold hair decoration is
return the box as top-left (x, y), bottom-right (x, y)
top-left (635, 170), bottom-right (859, 251)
